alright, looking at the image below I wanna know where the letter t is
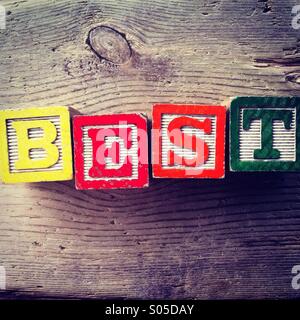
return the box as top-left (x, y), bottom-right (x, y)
top-left (243, 109), bottom-right (293, 159)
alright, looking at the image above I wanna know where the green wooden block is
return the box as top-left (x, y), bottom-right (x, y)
top-left (230, 97), bottom-right (300, 171)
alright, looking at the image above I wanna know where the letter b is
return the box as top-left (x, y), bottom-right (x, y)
top-left (12, 120), bottom-right (59, 170)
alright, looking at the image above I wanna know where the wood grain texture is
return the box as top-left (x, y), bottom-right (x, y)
top-left (1, 0), bottom-right (300, 299)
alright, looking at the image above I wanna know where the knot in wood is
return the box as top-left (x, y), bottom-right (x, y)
top-left (87, 26), bottom-right (132, 65)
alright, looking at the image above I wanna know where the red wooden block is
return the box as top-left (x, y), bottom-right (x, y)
top-left (73, 114), bottom-right (148, 189)
top-left (152, 104), bottom-right (226, 179)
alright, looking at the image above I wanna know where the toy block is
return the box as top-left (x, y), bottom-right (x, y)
top-left (0, 107), bottom-right (73, 183)
top-left (152, 104), bottom-right (226, 179)
top-left (73, 114), bottom-right (149, 189)
top-left (230, 97), bottom-right (300, 171)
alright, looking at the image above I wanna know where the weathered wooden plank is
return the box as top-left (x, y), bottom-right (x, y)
top-left (0, 0), bottom-right (300, 299)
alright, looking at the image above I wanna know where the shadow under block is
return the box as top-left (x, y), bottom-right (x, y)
top-left (152, 104), bottom-right (226, 179)
top-left (0, 107), bottom-right (73, 183)
top-left (73, 114), bottom-right (149, 189)
top-left (230, 97), bottom-right (300, 172)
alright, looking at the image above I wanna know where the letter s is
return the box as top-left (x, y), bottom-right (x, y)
top-left (149, 305), bottom-right (156, 315)
top-left (167, 116), bottom-right (211, 167)
top-left (291, 265), bottom-right (300, 290)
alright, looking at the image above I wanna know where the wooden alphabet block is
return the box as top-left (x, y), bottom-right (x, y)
top-left (152, 104), bottom-right (226, 178)
top-left (0, 107), bottom-right (73, 183)
top-left (230, 97), bottom-right (300, 171)
top-left (73, 114), bottom-right (149, 189)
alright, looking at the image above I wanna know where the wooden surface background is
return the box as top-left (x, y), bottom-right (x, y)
top-left (1, 0), bottom-right (300, 299)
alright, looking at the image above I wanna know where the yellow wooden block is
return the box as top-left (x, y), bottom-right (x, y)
top-left (0, 106), bottom-right (73, 183)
